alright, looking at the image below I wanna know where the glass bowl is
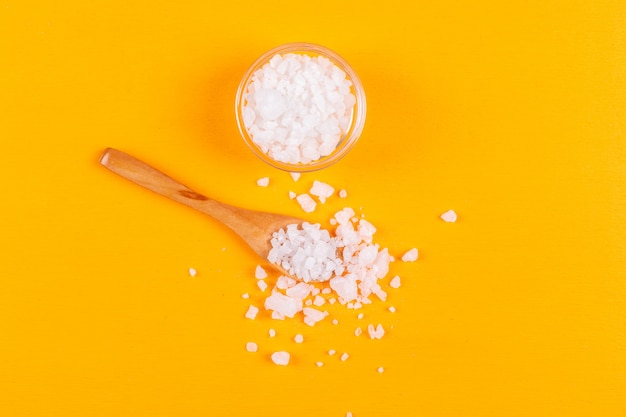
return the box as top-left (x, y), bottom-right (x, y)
top-left (235, 42), bottom-right (366, 172)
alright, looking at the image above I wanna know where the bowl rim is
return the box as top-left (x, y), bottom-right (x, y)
top-left (234, 42), bottom-right (367, 172)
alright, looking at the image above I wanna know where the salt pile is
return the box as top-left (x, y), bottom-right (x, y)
top-left (242, 53), bottom-right (356, 164)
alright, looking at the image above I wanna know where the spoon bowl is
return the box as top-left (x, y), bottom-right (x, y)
top-left (99, 148), bottom-right (304, 276)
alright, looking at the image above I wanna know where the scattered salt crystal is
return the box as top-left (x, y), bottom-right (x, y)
top-left (296, 194), bottom-right (317, 213)
top-left (354, 327), bottom-right (362, 336)
top-left (288, 191), bottom-right (296, 199)
top-left (377, 367), bottom-right (384, 373)
top-left (294, 334), bottom-right (304, 343)
top-left (290, 172), bottom-right (301, 182)
top-left (245, 305), bottom-right (259, 320)
top-left (367, 324), bottom-right (385, 339)
top-left (440, 209), bottom-right (458, 223)
top-left (241, 293), bottom-right (249, 299)
top-left (321, 288), bottom-right (331, 295)
top-left (264, 292), bottom-right (302, 318)
top-left (316, 361), bottom-right (324, 367)
top-left (347, 412), bottom-right (353, 417)
top-left (328, 349), bottom-right (336, 355)
top-left (303, 307), bottom-right (326, 326)
top-left (286, 282), bottom-right (313, 299)
top-left (339, 189), bottom-right (348, 198)
top-left (255, 265), bottom-right (268, 279)
top-left (311, 287), bottom-right (321, 296)
top-left (305, 299), bottom-right (313, 306)
top-left (257, 280), bottom-right (268, 292)
top-left (271, 311), bottom-right (285, 320)
top-left (340, 352), bottom-right (349, 361)
top-left (357, 313), bottom-right (364, 320)
top-left (188, 267), bottom-right (197, 277)
top-left (256, 177), bottom-right (270, 187)
top-left (389, 275), bottom-right (401, 289)
top-left (332, 319), bottom-right (339, 325)
top-left (401, 248), bottom-right (418, 262)
top-left (388, 306), bottom-right (396, 313)
top-left (271, 351), bottom-right (290, 366)
top-left (310, 180), bottom-right (335, 203)
top-left (328, 298), bottom-right (337, 305)
top-left (313, 295), bottom-right (325, 306)
top-left (276, 275), bottom-right (297, 289)
top-left (246, 342), bottom-right (258, 352)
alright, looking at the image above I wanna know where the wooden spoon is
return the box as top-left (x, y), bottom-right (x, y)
top-left (99, 148), bottom-right (304, 273)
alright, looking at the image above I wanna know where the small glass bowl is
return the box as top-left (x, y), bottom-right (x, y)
top-left (235, 42), bottom-right (366, 172)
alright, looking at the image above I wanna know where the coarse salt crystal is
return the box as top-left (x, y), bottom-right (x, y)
top-left (303, 307), bottom-right (326, 326)
top-left (264, 292), bottom-right (302, 318)
top-left (288, 191), bottom-right (296, 199)
top-left (269, 329), bottom-right (276, 337)
top-left (354, 327), bottom-right (362, 336)
top-left (255, 265), bottom-right (268, 279)
top-left (321, 288), bottom-right (331, 295)
top-left (286, 282), bottom-right (313, 299)
top-left (388, 306), bottom-right (396, 313)
top-left (328, 298), bottom-right (337, 304)
top-left (339, 189), bottom-right (348, 198)
top-left (332, 319), bottom-right (339, 325)
top-left (271, 351), bottom-right (290, 366)
top-left (295, 194), bottom-right (317, 213)
top-left (357, 313), bottom-right (364, 320)
top-left (313, 295), bottom-right (325, 306)
top-left (305, 299), bottom-right (313, 306)
top-left (328, 349), bottom-right (336, 355)
top-left (367, 324), bottom-right (385, 339)
top-left (257, 280), bottom-right (268, 292)
top-left (256, 177), bottom-right (270, 187)
top-left (377, 367), bottom-right (384, 373)
top-left (316, 361), bottom-right (324, 367)
top-left (188, 267), bottom-right (197, 277)
top-left (340, 352), bottom-right (349, 361)
top-left (241, 293), bottom-right (250, 299)
top-left (401, 248), bottom-right (418, 262)
top-left (289, 172), bottom-right (301, 182)
top-left (294, 334), bottom-right (304, 343)
top-left (245, 305), bottom-right (259, 320)
top-left (276, 275), bottom-right (297, 289)
top-left (246, 342), bottom-right (258, 352)
top-left (440, 209), bottom-right (458, 223)
top-left (310, 180), bottom-right (335, 203)
top-left (389, 275), bottom-right (401, 289)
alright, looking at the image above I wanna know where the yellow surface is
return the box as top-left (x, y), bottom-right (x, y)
top-left (1, 1), bottom-right (625, 416)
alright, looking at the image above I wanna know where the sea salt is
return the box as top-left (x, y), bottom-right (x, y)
top-left (246, 342), bottom-right (258, 352)
top-left (388, 306), bottom-right (396, 313)
top-left (269, 329), bottom-right (276, 337)
top-left (339, 189), bottom-right (348, 198)
top-left (295, 194), bottom-right (317, 213)
top-left (271, 351), bottom-right (290, 366)
top-left (245, 305), bottom-right (259, 320)
top-left (354, 327), bottom-right (362, 336)
top-left (288, 191), bottom-right (296, 199)
top-left (328, 349), bottom-right (336, 355)
top-left (289, 172), bottom-right (301, 182)
top-left (241, 293), bottom-right (249, 299)
top-left (389, 275), bottom-right (401, 289)
top-left (188, 267), bottom-right (197, 277)
top-left (440, 209), bottom-right (458, 223)
top-left (257, 280), bottom-right (268, 292)
top-left (256, 177), bottom-right (270, 187)
top-left (294, 334), bottom-right (304, 343)
top-left (310, 180), bottom-right (335, 203)
top-left (255, 265), bottom-right (268, 279)
top-left (316, 361), bottom-right (324, 367)
top-left (367, 324), bottom-right (385, 339)
top-left (377, 367), bottom-right (384, 373)
top-left (242, 53), bottom-right (356, 165)
top-left (340, 352), bottom-right (349, 361)
top-left (401, 248), bottom-right (418, 262)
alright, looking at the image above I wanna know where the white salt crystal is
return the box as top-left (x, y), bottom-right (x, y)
top-left (290, 172), bottom-right (301, 182)
top-left (328, 349), bottom-right (336, 355)
top-left (388, 306), bottom-right (396, 313)
top-left (367, 324), bottom-right (385, 340)
top-left (339, 189), bottom-right (348, 198)
top-left (440, 209), bottom-right (458, 223)
top-left (305, 299), bottom-right (313, 306)
top-left (316, 361), bottom-right (324, 367)
top-left (241, 293), bottom-right (250, 299)
top-left (321, 288), bottom-right (332, 295)
top-left (245, 305), bottom-right (259, 320)
top-left (340, 352), bottom-right (349, 361)
top-left (296, 194), bottom-right (317, 213)
top-left (354, 327), bottom-right (362, 336)
top-left (311, 287), bottom-right (321, 296)
top-left (276, 275), bottom-right (297, 289)
top-left (246, 342), bottom-right (258, 352)
top-left (256, 177), bottom-right (270, 187)
top-left (303, 307), bottom-right (325, 326)
top-left (188, 267), bottom-right (197, 277)
top-left (271, 311), bottom-right (285, 320)
top-left (264, 292), bottom-right (302, 318)
top-left (271, 351), bottom-right (290, 366)
top-left (401, 248), bottom-right (418, 262)
top-left (269, 329), bottom-right (276, 337)
top-left (377, 367), bottom-right (384, 373)
top-left (286, 282), bottom-right (313, 299)
top-left (357, 313), bottom-right (364, 320)
top-left (255, 265), bottom-right (268, 279)
top-left (288, 191), bottom-right (297, 199)
top-left (313, 295), bottom-right (325, 306)
top-left (294, 334), bottom-right (304, 343)
top-left (310, 180), bottom-right (335, 203)
top-left (389, 275), bottom-right (401, 289)
top-left (257, 280), bottom-right (268, 292)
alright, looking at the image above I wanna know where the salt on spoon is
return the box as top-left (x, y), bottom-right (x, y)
top-left (99, 148), bottom-right (305, 279)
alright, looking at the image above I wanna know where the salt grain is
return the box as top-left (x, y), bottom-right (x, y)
top-left (246, 342), bottom-right (258, 352)
top-left (328, 349), bottom-right (336, 355)
top-left (313, 295), bottom-right (326, 306)
top-left (294, 334), bottom-right (304, 343)
top-left (339, 189), bottom-right (348, 198)
top-left (289, 172), bottom-right (301, 182)
top-left (332, 319), bottom-right (339, 325)
top-left (255, 265), bottom-right (268, 279)
top-left (316, 361), bottom-right (324, 367)
top-left (188, 267), bottom-right (197, 277)
top-left (377, 366), bottom-right (384, 373)
top-left (357, 313), bottom-right (364, 320)
top-left (271, 351), bottom-right (290, 366)
top-left (256, 177), bottom-right (270, 187)
top-left (340, 352), bottom-right (349, 361)
top-left (310, 180), bottom-right (335, 203)
top-left (288, 191), bottom-right (296, 199)
top-left (367, 324), bottom-right (385, 339)
top-left (295, 194), bottom-right (317, 213)
top-left (245, 305), bottom-right (259, 320)
top-left (269, 329), bottom-right (276, 337)
top-left (440, 209), bottom-right (458, 223)
top-left (241, 293), bottom-right (250, 299)
top-left (354, 327), bottom-right (362, 336)
top-left (388, 306), bottom-right (396, 313)
top-left (401, 248), bottom-right (418, 262)
top-left (389, 275), bottom-right (401, 289)
top-left (257, 280), bottom-right (268, 292)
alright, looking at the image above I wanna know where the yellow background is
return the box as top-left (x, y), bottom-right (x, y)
top-left (1, 0), bottom-right (625, 416)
